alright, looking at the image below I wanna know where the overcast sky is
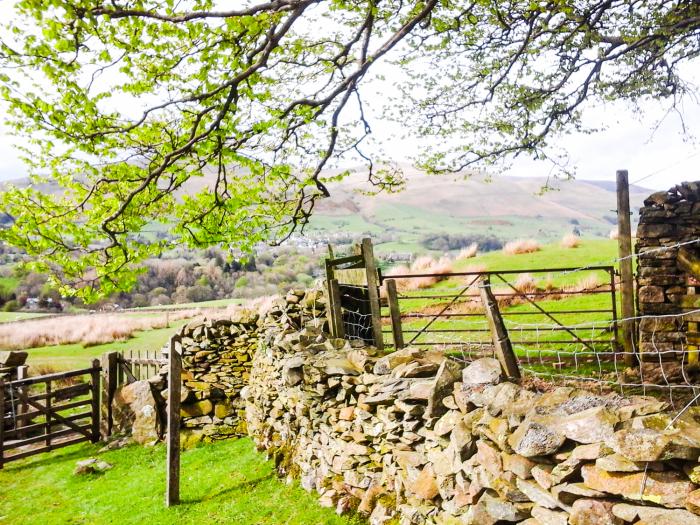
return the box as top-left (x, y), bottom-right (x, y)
top-left (0, 5), bottom-right (698, 191)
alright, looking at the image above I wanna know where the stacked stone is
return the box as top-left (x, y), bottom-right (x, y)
top-left (178, 312), bottom-right (260, 443)
top-left (179, 288), bottom-right (327, 445)
top-left (637, 181), bottom-right (700, 356)
top-left (245, 325), bottom-right (700, 525)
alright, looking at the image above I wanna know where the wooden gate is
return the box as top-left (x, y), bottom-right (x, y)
top-left (0, 361), bottom-right (100, 468)
top-left (325, 238), bottom-right (383, 350)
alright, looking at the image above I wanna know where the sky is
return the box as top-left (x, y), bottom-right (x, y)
top-left (0, 5), bottom-right (698, 191)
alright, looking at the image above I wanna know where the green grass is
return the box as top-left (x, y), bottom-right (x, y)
top-left (0, 274), bottom-right (20, 293)
top-left (0, 438), bottom-right (363, 525)
top-left (24, 323), bottom-right (187, 371)
top-left (0, 311), bottom-right (50, 323)
top-left (451, 239), bottom-right (619, 279)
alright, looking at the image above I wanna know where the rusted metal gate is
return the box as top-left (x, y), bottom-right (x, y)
top-left (0, 361), bottom-right (101, 468)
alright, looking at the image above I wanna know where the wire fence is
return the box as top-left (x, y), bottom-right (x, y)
top-left (324, 236), bottom-right (700, 408)
top-left (375, 239), bottom-right (700, 408)
top-left (339, 284), bottom-right (376, 345)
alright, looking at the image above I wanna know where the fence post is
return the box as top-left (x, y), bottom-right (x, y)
top-left (616, 170), bottom-right (637, 365)
top-left (362, 238), bottom-right (384, 351)
top-left (385, 279), bottom-right (404, 349)
top-left (479, 276), bottom-right (521, 379)
top-left (166, 337), bottom-right (182, 507)
top-left (325, 259), bottom-right (337, 336)
top-left (328, 279), bottom-right (345, 339)
top-left (100, 351), bottom-right (118, 439)
top-left (0, 378), bottom-right (4, 470)
top-left (90, 359), bottom-right (101, 443)
top-left (15, 366), bottom-right (28, 440)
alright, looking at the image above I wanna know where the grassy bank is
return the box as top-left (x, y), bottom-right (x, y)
top-left (0, 438), bottom-right (361, 525)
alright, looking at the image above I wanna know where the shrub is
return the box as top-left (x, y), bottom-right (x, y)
top-left (2, 300), bottom-right (19, 312)
top-left (456, 243), bottom-right (478, 260)
top-left (503, 239), bottom-right (541, 255)
top-left (561, 233), bottom-right (581, 249)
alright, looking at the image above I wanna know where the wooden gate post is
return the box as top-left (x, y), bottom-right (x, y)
top-left (616, 170), bottom-right (637, 365)
top-left (166, 337), bottom-right (182, 507)
top-left (361, 238), bottom-right (384, 351)
top-left (385, 279), bottom-right (404, 349)
top-left (15, 366), bottom-right (28, 440)
top-left (479, 276), bottom-right (521, 379)
top-left (100, 351), bottom-right (118, 439)
top-left (90, 359), bottom-right (101, 443)
top-left (0, 378), bottom-right (5, 470)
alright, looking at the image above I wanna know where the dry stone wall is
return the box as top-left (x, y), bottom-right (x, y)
top-left (637, 181), bottom-right (700, 356)
top-left (110, 288), bottom-right (327, 446)
top-left (244, 321), bottom-right (700, 525)
top-left (177, 289), bottom-right (327, 445)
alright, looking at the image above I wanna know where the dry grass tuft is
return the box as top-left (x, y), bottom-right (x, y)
top-left (387, 256), bottom-right (454, 291)
top-left (561, 233), bottom-right (581, 249)
top-left (513, 273), bottom-right (538, 294)
top-left (456, 243), bottom-right (478, 260)
top-left (566, 274), bottom-right (603, 293)
top-left (0, 310), bottom-right (203, 351)
top-left (503, 239), bottom-right (541, 255)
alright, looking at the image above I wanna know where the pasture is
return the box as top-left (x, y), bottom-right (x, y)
top-left (0, 438), bottom-right (362, 525)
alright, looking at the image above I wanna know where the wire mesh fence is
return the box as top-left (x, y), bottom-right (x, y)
top-left (379, 259), bottom-right (700, 408)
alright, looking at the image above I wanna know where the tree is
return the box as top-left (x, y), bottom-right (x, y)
top-left (0, 0), bottom-right (698, 300)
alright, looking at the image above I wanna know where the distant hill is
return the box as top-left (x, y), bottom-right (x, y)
top-left (305, 165), bottom-right (650, 253)
top-left (1, 166), bottom-right (652, 255)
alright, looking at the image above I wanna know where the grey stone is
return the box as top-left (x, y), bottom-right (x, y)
top-left (508, 421), bottom-right (566, 457)
top-left (74, 458), bottom-right (113, 475)
top-left (462, 358), bottom-right (503, 386)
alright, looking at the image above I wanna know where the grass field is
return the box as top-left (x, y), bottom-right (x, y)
top-left (383, 239), bottom-right (622, 356)
top-left (0, 274), bottom-right (20, 293)
top-left (0, 438), bottom-right (362, 525)
top-left (22, 323), bottom-right (188, 371)
top-left (0, 311), bottom-right (50, 323)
